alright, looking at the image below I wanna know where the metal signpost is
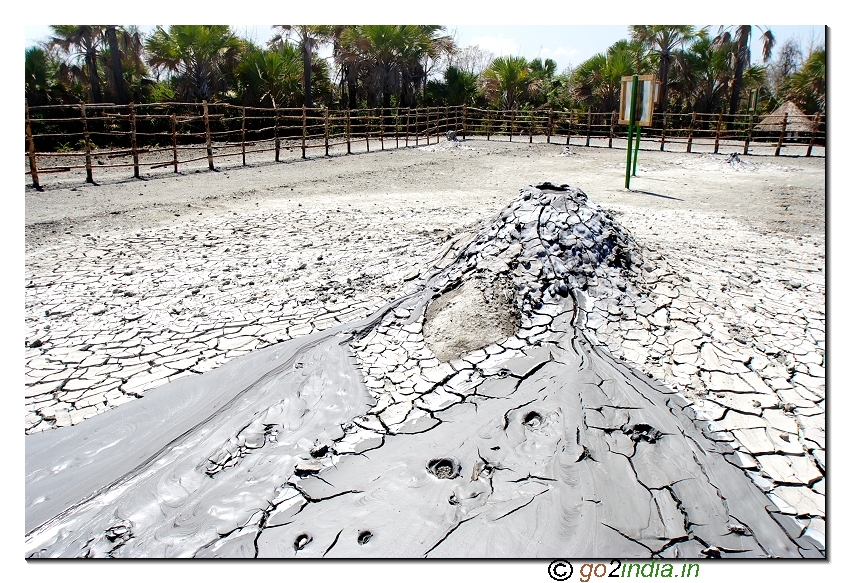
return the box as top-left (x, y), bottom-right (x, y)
top-left (620, 74), bottom-right (656, 189)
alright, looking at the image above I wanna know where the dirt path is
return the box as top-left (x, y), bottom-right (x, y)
top-left (26, 138), bottom-right (824, 250)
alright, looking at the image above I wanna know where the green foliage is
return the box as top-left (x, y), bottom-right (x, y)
top-left (145, 25), bottom-right (244, 101)
top-left (26, 23), bottom-right (824, 120)
top-left (784, 48), bottom-right (825, 114)
top-left (481, 56), bottom-right (540, 110)
top-left (672, 35), bottom-right (734, 113)
top-left (571, 40), bottom-right (647, 112)
top-left (150, 80), bottom-right (176, 103)
top-left (425, 66), bottom-right (480, 107)
top-left (337, 25), bottom-right (454, 108)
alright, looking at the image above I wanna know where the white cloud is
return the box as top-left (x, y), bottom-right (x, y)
top-left (468, 35), bottom-right (520, 57)
top-left (539, 46), bottom-right (581, 59)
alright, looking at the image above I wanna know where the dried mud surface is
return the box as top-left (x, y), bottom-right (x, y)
top-left (24, 140), bottom-right (825, 558)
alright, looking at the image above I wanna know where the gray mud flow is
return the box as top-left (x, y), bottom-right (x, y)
top-left (25, 184), bottom-right (822, 558)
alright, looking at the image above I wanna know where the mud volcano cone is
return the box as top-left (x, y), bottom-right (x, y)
top-left (25, 184), bottom-right (822, 558)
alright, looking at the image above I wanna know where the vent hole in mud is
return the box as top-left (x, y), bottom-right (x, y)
top-left (427, 458), bottom-right (461, 479)
top-left (357, 530), bottom-right (373, 545)
top-left (625, 423), bottom-right (662, 443)
top-left (293, 533), bottom-right (312, 551)
top-left (523, 411), bottom-right (543, 428)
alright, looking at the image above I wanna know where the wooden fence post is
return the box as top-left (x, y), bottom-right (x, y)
top-left (365, 109), bottom-right (370, 152)
top-left (453, 104), bottom-right (458, 136)
top-left (324, 109), bottom-right (330, 156)
top-left (129, 103), bottom-right (140, 178)
top-left (405, 108), bottom-right (410, 147)
top-left (686, 111), bottom-right (696, 153)
top-left (80, 103), bottom-right (95, 183)
top-left (25, 100), bottom-right (40, 189)
top-left (660, 113), bottom-right (668, 152)
top-left (462, 104), bottom-right (467, 139)
top-left (713, 112), bottom-right (722, 154)
top-left (547, 109), bottom-right (553, 144)
top-left (486, 109), bottom-right (491, 141)
top-left (806, 112), bottom-right (821, 157)
top-left (346, 108), bottom-right (352, 154)
top-left (436, 107), bottom-right (441, 143)
top-left (744, 110), bottom-right (755, 155)
top-left (241, 106), bottom-right (247, 166)
top-left (380, 107), bottom-right (385, 150)
top-left (609, 110), bottom-right (616, 148)
top-left (567, 110), bottom-right (573, 145)
top-left (202, 100), bottom-right (214, 170)
top-left (425, 107), bottom-right (430, 145)
top-left (274, 107), bottom-right (280, 161)
top-left (529, 111), bottom-right (534, 144)
top-left (415, 108), bottom-right (420, 146)
top-left (586, 110), bottom-right (592, 147)
top-left (775, 112), bottom-right (788, 156)
top-left (171, 114), bottom-right (178, 173)
top-left (510, 109), bottom-right (515, 142)
top-left (301, 105), bottom-right (307, 159)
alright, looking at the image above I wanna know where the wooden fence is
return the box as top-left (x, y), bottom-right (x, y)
top-left (25, 101), bottom-right (825, 188)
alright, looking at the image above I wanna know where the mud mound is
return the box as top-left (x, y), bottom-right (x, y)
top-left (423, 182), bottom-right (641, 359)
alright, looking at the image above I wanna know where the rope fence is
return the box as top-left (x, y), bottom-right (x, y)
top-left (25, 101), bottom-right (826, 188)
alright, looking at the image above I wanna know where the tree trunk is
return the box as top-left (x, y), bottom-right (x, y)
top-left (659, 50), bottom-right (670, 114)
top-left (729, 28), bottom-right (750, 115)
top-left (85, 50), bottom-right (102, 103)
top-left (347, 66), bottom-right (357, 110)
top-left (106, 26), bottom-right (126, 105)
top-left (302, 31), bottom-right (313, 108)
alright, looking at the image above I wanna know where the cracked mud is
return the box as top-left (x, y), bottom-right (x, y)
top-left (25, 182), bottom-right (824, 558)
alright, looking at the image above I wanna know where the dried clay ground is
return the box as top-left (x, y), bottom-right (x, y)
top-left (24, 138), bottom-right (826, 545)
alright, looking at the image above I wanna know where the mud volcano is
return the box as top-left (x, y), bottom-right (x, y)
top-left (25, 183), bottom-right (822, 558)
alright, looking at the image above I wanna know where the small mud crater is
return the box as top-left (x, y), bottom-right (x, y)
top-left (523, 411), bottom-right (543, 428)
top-left (625, 423), bottom-right (663, 443)
top-left (427, 457), bottom-right (461, 479)
top-left (293, 533), bottom-right (312, 551)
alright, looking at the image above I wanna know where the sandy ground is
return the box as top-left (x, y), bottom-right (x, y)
top-left (26, 136), bottom-right (824, 245)
top-left (24, 138), bottom-right (825, 546)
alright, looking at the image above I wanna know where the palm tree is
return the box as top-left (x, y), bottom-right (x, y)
top-left (25, 47), bottom-right (66, 105)
top-left (481, 56), bottom-right (539, 110)
top-left (424, 66), bottom-right (479, 107)
top-left (338, 25), bottom-right (453, 108)
top-left (270, 25), bottom-right (335, 108)
top-left (629, 25), bottom-right (702, 113)
top-left (529, 58), bottom-right (557, 82)
top-left (145, 25), bottom-right (243, 101)
top-left (104, 26), bottom-right (126, 104)
top-left (713, 26), bottom-right (775, 115)
top-left (785, 48), bottom-right (825, 114)
top-left (48, 25), bottom-right (105, 102)
top-left (101, 26), bottom-right (146, 104)
top-left (445, 66), bottom-right (479, 106)
top-left (571, 40), bottom-right (647, 112)
top-left (673, 36), bottom-right (734, 113)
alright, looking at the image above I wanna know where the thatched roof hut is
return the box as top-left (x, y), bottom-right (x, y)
top-left (756, 101), bottom-right (817, 132)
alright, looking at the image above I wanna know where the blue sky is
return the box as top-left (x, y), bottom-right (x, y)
top-left (25, 24), bottom-right (825, 73)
